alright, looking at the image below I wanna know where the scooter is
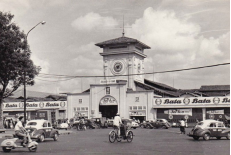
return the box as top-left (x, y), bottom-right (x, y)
top-left (1, 129), bottom-right (38, 152)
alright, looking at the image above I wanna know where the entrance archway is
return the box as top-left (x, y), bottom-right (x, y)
top-left (99, 95), bottom-right (118, 119)
top-left (99, 105), bottom-right (117, 119)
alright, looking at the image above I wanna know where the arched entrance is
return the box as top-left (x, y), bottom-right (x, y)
top-left (99, 95), bottom-right (118, 119)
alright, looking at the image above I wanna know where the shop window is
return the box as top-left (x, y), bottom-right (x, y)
top-left (77, 107), bottom-right (80, 111)
top-left (133, 106), bottom-right (137, 110)
top-left (138, 106), bottom-right (142, 110)
top-left (79, 99), bottom-right (82, 104)
top-left (135, 97), bottom-right (139, 102)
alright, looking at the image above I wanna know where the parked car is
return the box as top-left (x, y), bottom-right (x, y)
top-left (25, 120), bottom-right (59, 142)
top-left (55, 119), bottom-right (68, 130)
top-left (141, 119), bottom-right (171, 129)
top-left (131, 120), bottom-right (139, 129)
top-left (188, 119), bottom-right (230, 140)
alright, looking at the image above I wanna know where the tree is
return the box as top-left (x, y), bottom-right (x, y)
top-left (0, 11), bottom-right (41, 128)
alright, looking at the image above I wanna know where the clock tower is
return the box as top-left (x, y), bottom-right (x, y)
top-left (95, 36), bottom-right (150, 90)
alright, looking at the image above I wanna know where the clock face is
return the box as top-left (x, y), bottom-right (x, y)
top-left (113, 62), bottom-right (123, 73)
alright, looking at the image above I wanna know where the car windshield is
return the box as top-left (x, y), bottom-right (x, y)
top-left (27, 122), bottom-right (37, 126)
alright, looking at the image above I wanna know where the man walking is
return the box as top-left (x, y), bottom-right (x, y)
top-left (179, 118), bottom-right (186, 134)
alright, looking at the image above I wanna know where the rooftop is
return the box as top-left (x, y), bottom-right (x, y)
top-left (95, 36), bottom-right (151, 49)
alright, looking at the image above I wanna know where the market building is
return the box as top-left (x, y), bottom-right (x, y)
top-left (66, 33), bottom-right (230, 123)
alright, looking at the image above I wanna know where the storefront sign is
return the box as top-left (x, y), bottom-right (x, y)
top-left (99, 95), bottom-right (117, 105)
top-left (153, 97), bottom-right (230, 107)
top-left (3, 101), bottom-right (67, 110)
top-left (129, 111), bottom-right (145, 116)
top-left (206, 110), bottom-right (224, 114)
top-left (168, 109), bottom-right (192, 116)
top-left (100, 79), bottom-right (116, 84)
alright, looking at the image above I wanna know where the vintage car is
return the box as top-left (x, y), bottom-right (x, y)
top-left (131, 120), bottom-right (139, 129)
top-left (141, 119), bottom-right (171, 129)
top-left (188, 119), bottom-right (230, 140)
top-left (25, 120), bottom-right (59, 142)
top-left (54, 119), bottom-right (68, 130)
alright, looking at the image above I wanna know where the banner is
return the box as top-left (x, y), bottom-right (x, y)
top-left (206, 110), bottom-right (224, 114)
top-left (3, 101), bottom-right (67, 110)
top-left (154, 97), bottom-right (230, 107)
top-left (166, 109), bottom-right (192, 116)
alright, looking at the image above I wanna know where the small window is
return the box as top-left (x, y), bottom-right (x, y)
top-left (129, 106), bottom-right (132, 110)
top-left (43, 123), bottom-right (47, 127)
top-left (48, 122), bottom-right (51, 127)
top-left (74, 107), bottom-right (76, 111)
top-left (133, 106), bottom-right (137, 110)
top-left (135, 97), bottom-right (139, 102)
top-left (138, 106), bottom-right (142, 110)
top-left (106, 87), bottom-right (110, 94)
top-left (77, 107), bottom-right (80, 111)
top-left (79, 99), bottom-right (82, 104)
top-left (209, 123), bottom-right (216, 127)
top-left (143, 106), bottom-right (146, 110)
top-left (86, 107), bottom-right (88, 110)
top-left (27, 122), bottom-right (37, 126)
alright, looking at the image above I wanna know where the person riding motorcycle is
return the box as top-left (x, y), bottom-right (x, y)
top-left (113, 113), bottom-right (122, 137)
top-left (14, 116), bottom-right (27, 146)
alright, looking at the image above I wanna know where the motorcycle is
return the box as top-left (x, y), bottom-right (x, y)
top-left (1, 129), bottom-right (38, 152)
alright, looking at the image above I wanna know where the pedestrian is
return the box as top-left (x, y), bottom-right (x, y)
top-left (179, 118), bottom-right (186, 134)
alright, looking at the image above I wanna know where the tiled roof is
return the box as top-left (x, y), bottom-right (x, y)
top-left (95, 36), bottom-right (151, 49)
top-left (144, 79), bottom-right (177, 91)
top-left (134, 80), bottom-right (179, 97)
top-left (200, 85), bottom-right (230, 91)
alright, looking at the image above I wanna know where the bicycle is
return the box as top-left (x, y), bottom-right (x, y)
top-left (109, 125), bottom-right (133, 143)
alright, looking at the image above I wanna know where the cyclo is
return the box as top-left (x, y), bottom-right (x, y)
top-left (109, 123), bottom-right (133, 143)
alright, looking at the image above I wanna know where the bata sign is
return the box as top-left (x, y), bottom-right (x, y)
top-left (154, 97), bottom-right (230, 107)
top-left (3, 101), bottom-right (67, 109)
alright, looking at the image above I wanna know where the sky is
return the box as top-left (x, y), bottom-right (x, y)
top-left (0, 0), bottom-right (230, 95)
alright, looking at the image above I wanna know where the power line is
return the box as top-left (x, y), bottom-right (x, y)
top-left (37, 62), bottom-right (229, 79)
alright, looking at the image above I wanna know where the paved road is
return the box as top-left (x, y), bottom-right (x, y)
top-left (0, 127), bottom-right (229, 155)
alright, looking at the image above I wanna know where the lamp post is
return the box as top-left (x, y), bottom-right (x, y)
top-left (24, 21), bottom-right (46, 124)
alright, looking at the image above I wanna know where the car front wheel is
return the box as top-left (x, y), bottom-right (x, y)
top-left (53, 132), bottom-right (58, 141)
top-left (203, 133), bottom-right (210, 141)
top-left (39, 134), bottom-right (45, 142)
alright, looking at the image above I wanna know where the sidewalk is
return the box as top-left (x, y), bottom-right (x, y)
top-left (0, 129), bottom-right (72, 139)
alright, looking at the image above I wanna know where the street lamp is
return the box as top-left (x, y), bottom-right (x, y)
top-left (24, 21), bottom-right (46, 124)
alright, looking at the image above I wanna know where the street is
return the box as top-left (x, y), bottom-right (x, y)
top-left (0, 127), bottom-right (229, 155)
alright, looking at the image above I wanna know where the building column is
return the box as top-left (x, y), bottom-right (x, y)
top-left (202, 108), bottom-right (206, 121)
